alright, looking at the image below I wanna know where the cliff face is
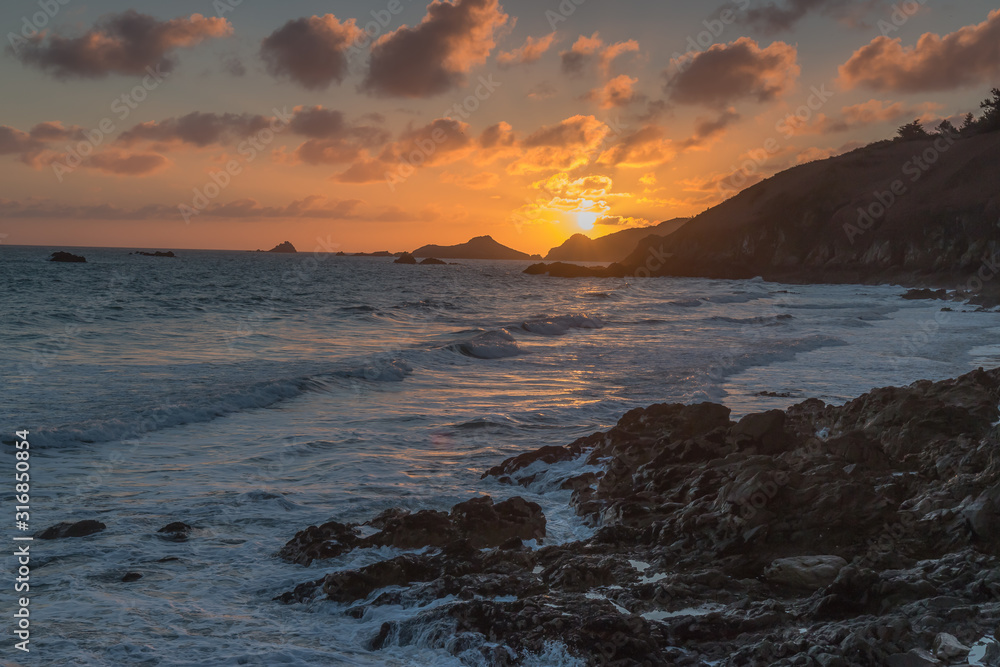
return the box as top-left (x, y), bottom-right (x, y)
top-left (413, 235), bottom-right (530, 260)
top-left (621, 132), bottom-right (1000, 285)
top-left (544, 218), bottom-right (688, 262)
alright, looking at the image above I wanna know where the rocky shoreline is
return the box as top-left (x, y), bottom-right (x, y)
top-left (278, 369), bottom-right (1000, 666)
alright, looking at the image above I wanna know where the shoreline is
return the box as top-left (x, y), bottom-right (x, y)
top-left (278, 367), bottom-right (1000, 666)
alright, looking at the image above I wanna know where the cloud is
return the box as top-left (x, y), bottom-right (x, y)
top-left (119, 112), bottom-right (273, 147)
top-left (597, 125), bottom-right (675, 168)
top-left (475, 121), bottom-right (519, 163)
top-left (838, 9), bottom-right (1000, 92)
top-left (667, 38), bottom-right (799, 106)
top-left (595, 215), bottom-right (651, 228)
top-left (733, 0), bottom-right (886, 34)
top-left (497, 32), bottom-right (556, 67)
top-left (0, 195), bottom-right (363, 221)
top-left (84, 150), bottom-right (171, 176)
top-left (0, 122), bottom-right (84, 165)
top-left (782, 99), bottom-right (933, 135)
top-left (332, 117), bottom-right (473, 182)
top-left (441, 171), bottom-right (500, 189)
top-left (588, 75), bottom-right (642, 109)
top-left (560, 32), bottom-right (639, 76)
top-left (260, 15), bottom-right (362, 90)
top-left (117, 107), bottom-right (390, 165)
top-left (679, 109), bottom-right (741, 150)
top-left (362, 0), bottom-right (509, 98)
top-left (527, 81), bottom-right (558, 100)
top-left (508, 115), bottom-right (610, 174)
top-left (8, 11), bottom-right (231, 79)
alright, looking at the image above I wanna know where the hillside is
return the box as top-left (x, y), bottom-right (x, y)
top-left (544, 218), bottom-right (689, 262)
top-left (613, 131), bottom-right (1000, 285)
top-left (412, 235), bottom-right (532, 260)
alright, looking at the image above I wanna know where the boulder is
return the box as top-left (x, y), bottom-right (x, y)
top-left (886, 649), bottom-right (942, 667)
top-left (157, 521), bottom-right (192, 541)
top-left (932, 633), bottom-right (970, 662)
top-left (764, 555), bottom-right (848, 590)
top-left (37, 520), bottom-right (106, 539)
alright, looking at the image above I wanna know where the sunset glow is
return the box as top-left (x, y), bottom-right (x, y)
top-left (1, 1), bottom-right (997, 254)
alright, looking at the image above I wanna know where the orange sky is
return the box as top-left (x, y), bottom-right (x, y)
top-left (1, 1), bottom-right (998, 254)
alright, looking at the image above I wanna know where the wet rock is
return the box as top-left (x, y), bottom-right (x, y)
top-left (157, 521), bottom-right (192, 541)
top-left (37, 520), bottom-right (106, 539)
top-left (886, 648), bottom-right (943, 667)
top-left (279, 368), bottom-right (1000, 666)
top-left (121, 572), bottom-right (143, 582)
top-left (933, 633), bottom-right (970, 661)
top-left (765, 556), bottom-right (848, 590)
top-left (419, 257), bottom-right (447, 265)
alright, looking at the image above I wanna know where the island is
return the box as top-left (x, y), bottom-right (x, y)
top-left (412, 235), bottom-right (531, 260)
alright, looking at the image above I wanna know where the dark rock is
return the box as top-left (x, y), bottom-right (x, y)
top-left (49, 251), bottom-right (86, 263)
top-left (37, 519), bottom-right (106, 539)
top-left (136, 251), bottom-right (176, 257)
top-left (156, 521), bottom-right (192, 541)
top-left (419, 257), bottom-right (447, 265)
top-left (121, 572), bottom-right (143, 582)
top-left (393, 252), bottom-right (417, 264)
top-left (267, 241), bottom-right (297, 253)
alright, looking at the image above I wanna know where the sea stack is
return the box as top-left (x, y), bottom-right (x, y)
top-left (268, 241), bottom-right (297, 253)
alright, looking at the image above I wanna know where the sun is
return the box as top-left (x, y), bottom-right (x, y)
top-left (575, 211), bottom-right (600, 231)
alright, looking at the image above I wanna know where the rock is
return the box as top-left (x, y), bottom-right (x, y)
top-left (933, 633), bottom-right (970, 661)
top-left (121, 572), bottom-right (143, 582)
top-left (419, 257), bottom-right (447, 265)
top-left (136, 251), bottom-right (176, 257)
top-left (963, 484), bottom-right (1000, 542)
top-left (902, 288), bottom-right (951, 301)
top-left (49, 251), bottom-right (86, 263)
top-left (37, 520), bottom-right (106, 539)
top-left (266, 241), bottom-right (296, 253)
top-left (276, 367), bottom-right (1000, 666)
top-left (157, 521), bottom-right (192, 541)
top-left (764, 556), bottom-right (848, 590)
top-left (278, 496), bottom-right (544, 565)
top-left (394, 252), bottom-right (417, 264)
top-left (729, 409), bottom-right (793, 454)
top-left (886, 649), bottom-right (943, 667)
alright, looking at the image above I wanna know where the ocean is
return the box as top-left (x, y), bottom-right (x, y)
top-left (3, 246), bottom-right (1000, 665)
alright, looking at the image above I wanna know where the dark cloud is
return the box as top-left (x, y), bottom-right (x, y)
top-left (0, 122), bottom-right (84, 165)
top-left (838, 9), bottom-right (1000, 92)
top-left (679, 109), bottom-right (742, 149)
top-left (732, 0), bottom-right (885, 33)
top-left (221, 55), bottom-right (246, 77)
top-left (8, 10), bottom-right (231, 79)
top-left (666, 38), bottom-right (799, 106)
top-left (362, 0), bottom-right (509, 98)
top-left (260, 15), bottom-right (361, 90)
top-left (0, 196), bottom-right (364, 220)
top-left (118, 112), bottom-right (272, 147)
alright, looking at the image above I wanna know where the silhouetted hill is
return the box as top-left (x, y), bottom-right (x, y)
top-left (545, 219), bottom-right (688, 262)
top-left (413, 235), bottom-right (530, 260)
top-left (613, 131), bottom-right (1000, 285)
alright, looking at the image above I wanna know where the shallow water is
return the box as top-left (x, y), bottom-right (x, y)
top-left (3, 247), bottom-right (999, 665)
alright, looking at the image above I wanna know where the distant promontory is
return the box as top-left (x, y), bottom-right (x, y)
top-left (412, 235), bottom-right (532, 260)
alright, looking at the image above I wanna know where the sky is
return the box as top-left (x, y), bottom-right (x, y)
top-left (0, 0), bottom-right (998, 254)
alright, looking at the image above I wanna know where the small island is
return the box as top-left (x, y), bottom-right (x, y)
top-left (49, 251), bottom-right (86, 263)
top-left (259, 241), bottom-right (297, 253)
top-left (134, 251), bottom-right (176, 258)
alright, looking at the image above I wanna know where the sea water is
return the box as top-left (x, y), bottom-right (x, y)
top-left (2, 246), bottom-right (999, 665)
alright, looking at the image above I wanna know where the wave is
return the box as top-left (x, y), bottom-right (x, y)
top-left (516, 314), bottom-right (605, 336)
top-left (668, 299), bottom-right (702, 308)
top-left (708, 314), bottom-right (794, 325)
top-left (31, 359), bottom-right (412, 447)
top-left (445, 329), bottom-right (525, 359)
